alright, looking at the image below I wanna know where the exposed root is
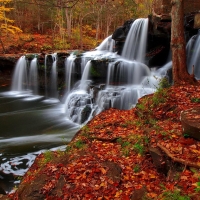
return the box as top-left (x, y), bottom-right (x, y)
top-left (157, 143), bottom-right (200, 169)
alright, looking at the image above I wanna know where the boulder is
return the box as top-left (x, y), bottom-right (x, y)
top-left (112, 19), bottom-right (134, 41)
top-left (181, 107), bottom-right (200, 140)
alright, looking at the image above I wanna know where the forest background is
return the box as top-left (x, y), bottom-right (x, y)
top-left (0, 0), bottom-right (152, 53)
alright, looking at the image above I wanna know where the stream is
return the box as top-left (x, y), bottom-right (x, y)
top-left (0, 87), bottom-right (80, 193)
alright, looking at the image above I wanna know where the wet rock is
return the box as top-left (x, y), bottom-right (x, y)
top-left (80, 105), bottom-right (92, 124)
top-left (0, 55), bottom-right (21, 71)
top-left (181, 107), bottom-right (200, 140)
top-left (112, 19), bottom-right (134, 41)
top-left (112, 19), bottom-right (134, 54)
top-left (0, 187), bottom-right (6, 195)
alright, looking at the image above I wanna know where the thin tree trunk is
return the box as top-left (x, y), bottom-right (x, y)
top-left (79, 12), bottom-right (94, 49)
top-left (171, 0), bottom-right (196, 85)
top-left (65, 8), bottom-right (72, 36)
top-left (0, 33), bottom-right (6, 54)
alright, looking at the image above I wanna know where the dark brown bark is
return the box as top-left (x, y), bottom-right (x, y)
top-left (171, 0), bottom-right (196, 85)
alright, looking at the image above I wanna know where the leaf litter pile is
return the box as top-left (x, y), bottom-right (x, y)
top-left (7, 84), bottom-right (200, 200)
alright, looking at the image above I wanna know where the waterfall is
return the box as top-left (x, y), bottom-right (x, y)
top-left (79, 61), bottom-right (92, 91)
top-left (106, 59), bottom-right (150, 85)
top-left (63, 18), bottom-right (155, 124)
top-left (95, 35), bottom-right (115, 52)
top-left (10, 17), bottom-right (181, 125)
top-left (49, 53), bottom-right (58, 98)
top-left (186, 30), bottom-right (200, 79)
top-left (29, 57), bottom-right (38, 95)
top-left (65, 54), bottom-right (76, 93)
top-left (44, 54), bottom-right (48, 97)
top-left (121, 18), bottom-right (149, 62)
top-left (11, 56), bottom-right (28, 92)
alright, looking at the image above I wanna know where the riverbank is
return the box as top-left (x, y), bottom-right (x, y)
top-left (0, 83), bottom-right (200, 200)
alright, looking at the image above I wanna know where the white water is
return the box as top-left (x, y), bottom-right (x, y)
top-left (49, 54), bottom-right (58, 98)
top-left (11, 56), bottom-right (28, 92)
top-left (9, 18), bottom-right (164, 125)
top-left (64, 18), bottom-right (157, 123)
top-left (79, 61), bottom-right (92, 90)
top-left (106, 59), bottom-right (150, 85)
top-left (121, 18), bottom-right (149, 62)
top-left (96, 35), bottom-right (115, 52)
top-left (186, 30), bottom-right (200, 79)
top-left (65, 54), bottom-right (76, 93)
top-left (29, 57), bottom-right (38, 94)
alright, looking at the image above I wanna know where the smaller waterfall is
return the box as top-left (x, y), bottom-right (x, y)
top-left (44, 53), bottom-right (59, 99)
top-left (29, 58), bottom-right (38, 95)
top-left (49, 54), bottom-right (58, 98)
top-left (186, 30), bottom-right (200, 79)
top-left (95, 35), bottom-right (115, 52)
top-left (121, 18), bottom-right (149, 62)
top-left (65, 54), bottom-right (76, 93)
top-left (44, 54), bottom-right (48, 97)
top-left (11, 56), bottom-right (28, 92)
top-left (79, 61), bottom-right (92, 91)
top-left (107, 59), bottom-right (150, 85)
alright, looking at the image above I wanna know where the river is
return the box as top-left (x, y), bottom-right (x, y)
top-left (0, 86), bottom-right (80, 193)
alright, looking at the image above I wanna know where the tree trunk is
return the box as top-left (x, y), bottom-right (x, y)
top-left (0, 36), bottom-right (6, 54)
top-left (171, 0), bottom-right (196, 85)
top-left (65, 8), bottom-right (72, 36)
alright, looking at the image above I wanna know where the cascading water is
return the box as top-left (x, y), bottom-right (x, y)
top-left (95, 35), bottom-right (115, 52)
top-left (64, 18), bottom-right (157, 123)
top-left (11, 56), bottom-right (28, 92)
top-left (49, 54), bottom-right (58, 98)
top-left (121, 18), bottom-right (149, 62)
top-left (44, 54), bottom-right (48, 97)
top-left (9, 18), bottom-right (164, 124)
top-left (29, 57), bottom-right (38, 95)
top-left (65, 54), bottom-right (76, 93)
top-left (186, 30), bottom-right (200, 79)
top-left (10, 18), bottom-right (200, 126)
top-left (79, 61), bottom-right (92, 91)
top-left (106, 59), bottom-right (150, 85)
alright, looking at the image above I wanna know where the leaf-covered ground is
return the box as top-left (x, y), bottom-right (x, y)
top-left (4, 84), bottom-right (200, 200)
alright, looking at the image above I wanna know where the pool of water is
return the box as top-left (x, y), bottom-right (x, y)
top-left (0, 87), bottom-right (80, 193)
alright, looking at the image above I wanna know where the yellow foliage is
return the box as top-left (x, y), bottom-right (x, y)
top-left (0, 0), bottom-right (22, 34)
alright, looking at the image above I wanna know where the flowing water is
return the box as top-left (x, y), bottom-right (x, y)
top-left (29, 57), bottom-right (38, 95)
top-left (186, 30), bottom-right (200, 79)
top-left (0, 91), bottom-right (79, 193)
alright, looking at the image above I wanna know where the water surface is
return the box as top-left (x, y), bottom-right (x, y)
top-left (0, 88), bottom-right (79, 193)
